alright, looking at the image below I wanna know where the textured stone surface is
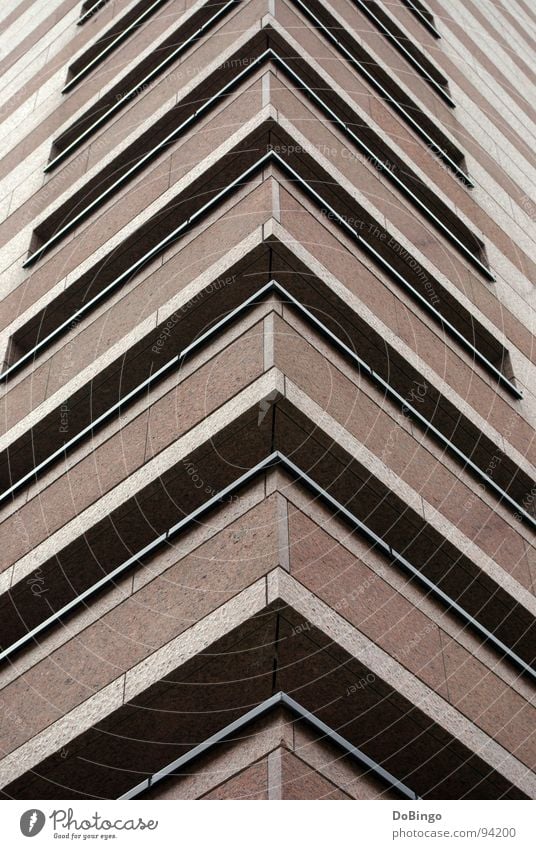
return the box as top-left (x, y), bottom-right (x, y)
top-left (0, 0), bottom-right (535, 802)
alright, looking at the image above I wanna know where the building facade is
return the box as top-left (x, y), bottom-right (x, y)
top-left (0, 0), bottom-right (535, 800)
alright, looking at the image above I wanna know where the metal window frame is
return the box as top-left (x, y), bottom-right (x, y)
top-left (119, 691), bottom-right (420, 800)
top-left (26, 49), bottom-right (482, 277)
top-left (1, 450), bottom-right (533, 681)
top-left (46, 0), bottom-right (239, 172)
top-left (67, 0), bottom-right (171, 92)
top-left (77, 0), bottom-right (110, 26)
top-left (401, 0), bottom-right (442, 40)
top-left (292, 0), bottom-right (468, 184)
top-left (4, 150), bottom-right (523, 388)
top-left (350, 0), bottom-right (453, 105)
top-left (50, 0), bottom-right (466, 188)
top-left (4, 151), bottom-right (523, 430)
top-left (6, 153), bottom-right (517, 391)
top-left (0, 280), bottom-right (528, 528)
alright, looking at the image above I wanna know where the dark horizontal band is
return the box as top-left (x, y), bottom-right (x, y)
top-left (351, 0), bottom-right (453, 105)
top-left (293, 0), bottom-right (466, 181)
top-left (119, 691), bottom-right (420, 800)
top-left (48, 0), bottom-right (239, 171)
top-left (1, 450), bottom-right (534, 680)
top-left (0, 280), bottom-right (527, 526)
top-left (401, 0), bottom-right (442, 39)
top-left (51, 0), bottom-right (464, 185)
top-left (68, 0), bottom-right (171, 90)
top-left (26, 50), bottom-right (478, 272)
top-left (11, 151), bottom-right (501, 401)
top-left (77, 0), bottom-right (110, 26)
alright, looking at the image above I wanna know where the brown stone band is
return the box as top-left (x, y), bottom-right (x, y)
top-left (1, 282), bottom-right (527, 527)
top-left (120, 691), bottom-right (420, 800)
top-left (2, 450), bottom-right (534, 680)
